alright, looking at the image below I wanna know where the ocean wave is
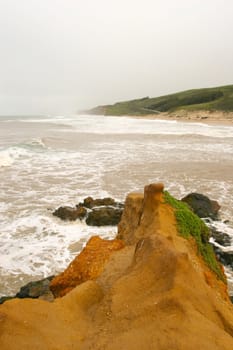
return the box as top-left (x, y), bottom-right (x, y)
top-left (1, 114), bottom-right (233, 138)
top-left (0, 138), bottom-right (48, 167)
top-left (0, 151), bottom-right (14, 167)
top-left (209, 220), bottom-right (233, 246)
top-left (0, 147), bottom-right (31, 167)
top-left (0, 211), bottom-right (117, 296)
top-left (22, 137), bottom-right (47, 149)
top-left (1, 114), bottom-right (233, 296)
top-left (64, 115), bottom-right (233, 138)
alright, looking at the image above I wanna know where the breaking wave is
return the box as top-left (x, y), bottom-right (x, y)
top-left (0, 114), bottom-right (233, 296)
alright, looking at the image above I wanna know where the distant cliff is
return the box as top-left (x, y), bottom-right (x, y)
top-left (1, 184), bottom-right (233, 350)
top-left (87, 85), bottom-right (233, 116)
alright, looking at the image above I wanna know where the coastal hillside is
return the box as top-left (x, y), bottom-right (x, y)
top-left (88, 85), bottom-right (233, 116)
top-left (1, 184), bottom-right (233, 349)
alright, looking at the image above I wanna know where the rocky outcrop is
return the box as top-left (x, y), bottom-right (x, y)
top-left (214, 247), bottom-right (233, 267)
top-left (204, 219), bottom-right (232, 269)
top-left (209, 224), bottom-right (233, 268)
top-left (0, 296), bottom-right (14, 305)
top-left (0, 276), bottom-right (54, 305)
top-left (1, 184), bottom-right (233, 350)
top-left (50, 236), bottom-right (125, 297)
top-left (210, 226), bottom-right (232, 247)
top-left (86, 207), bottom-right (123, 226)
top-left (53, 196), bottom-right (124, 226)
top-left (15, 276), bottom-right (54, 301)
top-left (117, 192), bottom-right (144, 244)
top-left (53, 205), bottom-right (87, 221)
top-left (181, 192), bottom-right (221, 219)
top-left (81, 196), bottom-right (119, 209)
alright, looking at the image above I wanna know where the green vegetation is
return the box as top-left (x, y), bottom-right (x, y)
top-left (88, 85), bottom-right (233, 116)
top-left (164, 191), bottom-right (225, 282)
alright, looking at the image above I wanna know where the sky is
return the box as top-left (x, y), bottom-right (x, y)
top-left (0, 0), bottom-right (233, 115)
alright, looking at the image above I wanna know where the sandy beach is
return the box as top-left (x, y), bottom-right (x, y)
top-left (130, 110), bottom-right (233, 126)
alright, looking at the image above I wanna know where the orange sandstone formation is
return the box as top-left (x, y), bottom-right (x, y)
top-left (50, 236), bottom-right (125, 297)
top-left (1, 183), bottom-right (233, 350)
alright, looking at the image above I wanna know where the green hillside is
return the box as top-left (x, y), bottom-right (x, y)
top-left (89, 85), bottom-right (233, 116)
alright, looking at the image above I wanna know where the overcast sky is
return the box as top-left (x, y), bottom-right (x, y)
top-left (0, 0), bottom-right (233, 115)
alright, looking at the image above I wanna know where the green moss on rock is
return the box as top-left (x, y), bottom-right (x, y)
top-left (164, 191), bottom-right (225, 282)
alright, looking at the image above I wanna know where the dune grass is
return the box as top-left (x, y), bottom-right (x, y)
top-left (89, 85), bottom-right (233, 116)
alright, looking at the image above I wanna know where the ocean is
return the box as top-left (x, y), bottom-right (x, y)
top-left (0, 114), bottom-right (233, 296)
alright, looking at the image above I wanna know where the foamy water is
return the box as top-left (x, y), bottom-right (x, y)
top-left (0, 114), bottom-right (233, 296)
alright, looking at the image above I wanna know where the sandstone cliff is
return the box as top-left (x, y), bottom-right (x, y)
top-left (1, 184), bottom-right (233, 350)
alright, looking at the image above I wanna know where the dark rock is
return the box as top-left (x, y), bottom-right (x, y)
top-left (211, 200), bottom-right (221, 216)
top-left (81, 196), bottom-right (117, 209)
top-left (0, 276), bottom-right (55, 304)
top-left (15, 276), bottom-right (54, 300)
top-left (116, 202), bottom-right (125, 209)
top-left (53, 206), bottom-right (87, 221)
top-left (212, 246), bottom-right (233, 267)
top-left (209, 226), bottom-right (231, 247)
top-left (75, 206), bottom-right (88, 219)
top-left (0, 296), bottom-right (15, 305)
top-left (86, 207), bottom-right (123, 226)
top-left (230, 295), bottom-right (233, 303)
top-left (181, 193), bottom-right (220, 219)
top-left (53, 196), bottom-right (124, 223)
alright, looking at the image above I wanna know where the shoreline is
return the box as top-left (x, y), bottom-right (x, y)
top-left (126, 110), bottom-right (233, 126)
top-left (1, 114), bottom-right (233, 298)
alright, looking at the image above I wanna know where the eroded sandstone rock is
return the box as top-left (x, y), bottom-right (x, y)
top-left (50, 236), bottom-right (125, 297)
top-left (1, 183), bottom-right (233, 350)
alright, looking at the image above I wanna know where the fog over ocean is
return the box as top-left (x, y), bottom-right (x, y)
top-left (0, 114), bottom-right (233, 296)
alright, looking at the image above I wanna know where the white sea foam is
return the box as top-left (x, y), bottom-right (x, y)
top-left (3, 114), bottom-right (233, 138)
top-left (57, 115), bottom-right (233, 138)
top-left (24, 137), bottom-right (47, 149)
top-left (0, 138), bottom-right (48, 169)
top-left (209, 221), bottom-right (233, 248)
top-left (0, 211), bottom-right (116, 277)
top-left (0, 151), bottom-right (14, 167)
top-left (0, 147), bottom-right (32, 168)
top-left (0, 114), bottom-right (233, 296)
